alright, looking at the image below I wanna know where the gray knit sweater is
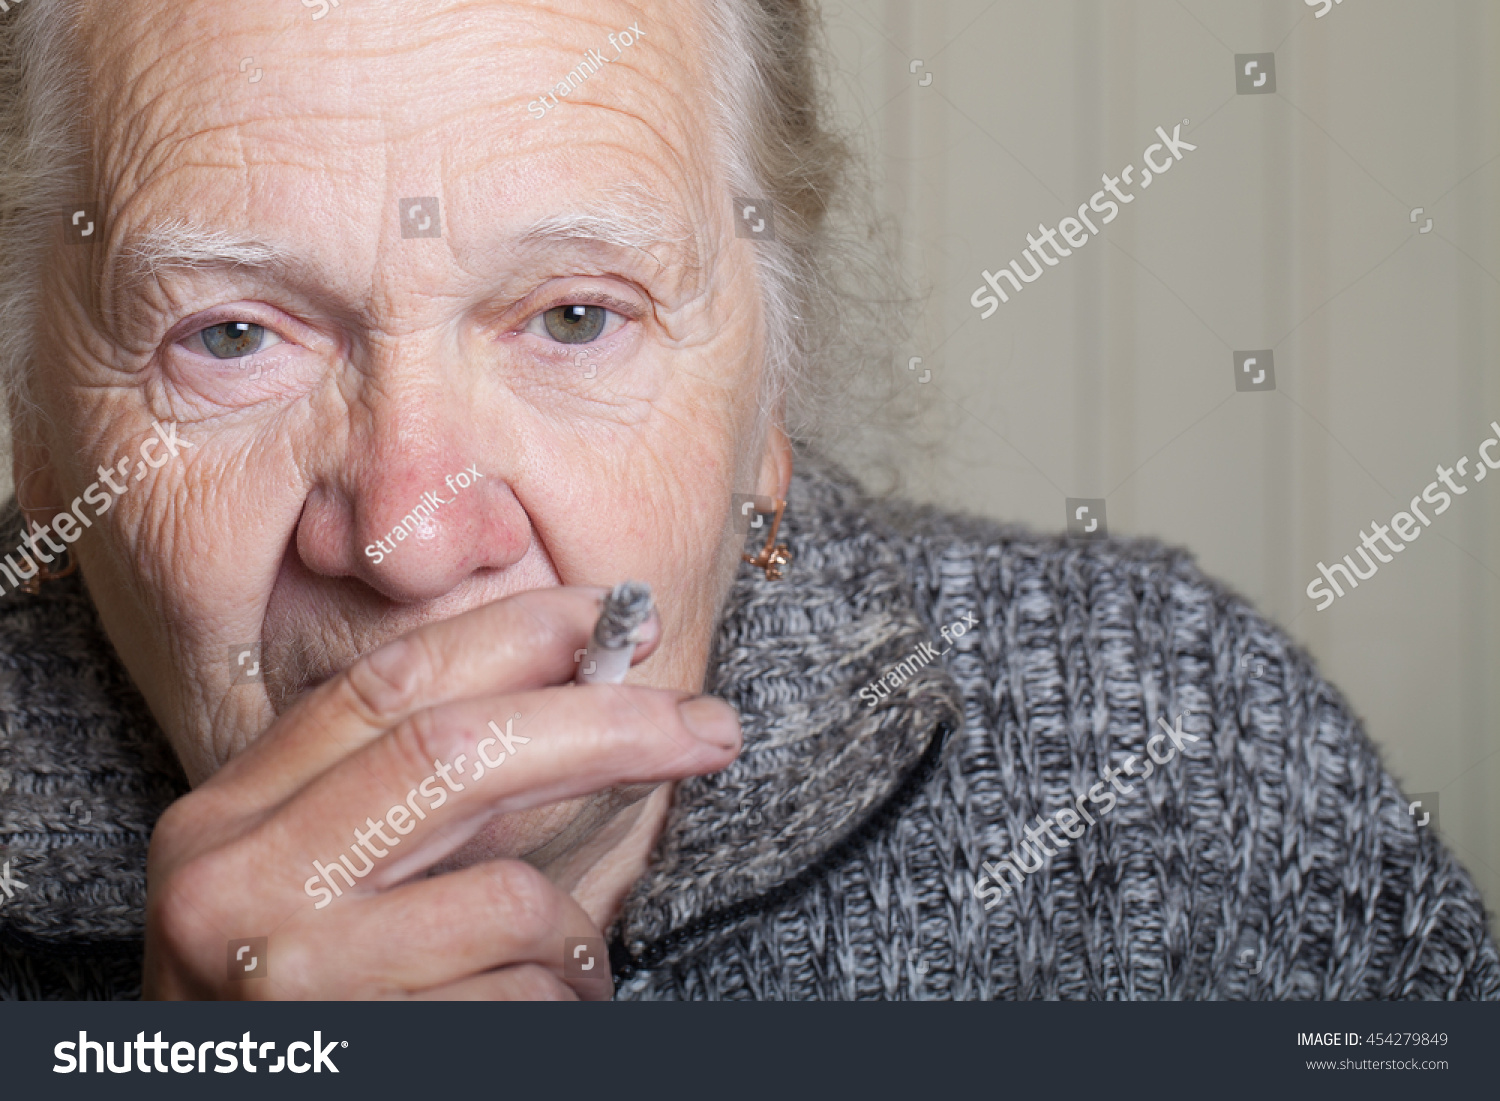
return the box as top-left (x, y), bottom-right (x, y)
top-left (0, 454), bottom-right (1495, 999)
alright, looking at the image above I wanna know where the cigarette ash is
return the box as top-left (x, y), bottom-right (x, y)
top-left (594, 581), bottom-right (653, 649)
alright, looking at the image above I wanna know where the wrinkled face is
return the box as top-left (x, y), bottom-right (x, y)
top-left (19, 0), bottom-right (780, 829)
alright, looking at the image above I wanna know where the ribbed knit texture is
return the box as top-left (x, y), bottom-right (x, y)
top-left (613, 456), bottom-right (1500, 999)
top-left (1, 457), bottom-right (1496, 999)
top-left (0, 503), bottom-right (187, 998)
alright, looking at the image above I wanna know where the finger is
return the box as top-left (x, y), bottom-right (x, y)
top-left (218, 585), bottom-right (662, 806)
top-left (407, 964), bottom-right (578, 1001)
top-left (268, 685), bottom-right (739, 893)
top-left (305, 860), bottom-right (612, 1000)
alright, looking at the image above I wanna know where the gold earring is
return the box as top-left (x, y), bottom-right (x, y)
top-left (17, 517), bottom-right (78, 594)
top-left (743, 497), bottom-right (792, 581)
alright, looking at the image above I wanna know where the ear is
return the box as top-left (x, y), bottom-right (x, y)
top-left (7, 400), bottom-right (60, 523)
top-left (758, 420), bottom-right (793, 502)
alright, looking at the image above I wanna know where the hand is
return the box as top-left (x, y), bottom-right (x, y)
top-left (141, 587), bottom-right (741, 999)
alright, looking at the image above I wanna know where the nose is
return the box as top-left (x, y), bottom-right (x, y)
top-left (296, 394), bottom-right (531, 603)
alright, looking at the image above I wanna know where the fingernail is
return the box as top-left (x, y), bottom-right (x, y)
top-left (678, 697), bottom-right (741, 750)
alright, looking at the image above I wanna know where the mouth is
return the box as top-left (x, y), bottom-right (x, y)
top-left (302, 670), bottom-right (336, 692)
top-left (277, 630), bottom-right (415, 708)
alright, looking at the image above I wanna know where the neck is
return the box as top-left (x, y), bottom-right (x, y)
top-left (544, 782), bottom-right (675, 931)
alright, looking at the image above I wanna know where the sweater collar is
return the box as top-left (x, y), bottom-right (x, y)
top-left (612, 451), bottom-right (964, 957)
top-left (0, 453), bottom-right (963, 956)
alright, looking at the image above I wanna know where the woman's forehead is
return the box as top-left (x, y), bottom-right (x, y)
top-left (77, 0), bottom-right (713, 207)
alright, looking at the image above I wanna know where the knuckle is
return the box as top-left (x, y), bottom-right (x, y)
top-left (147, 799), bottom-right (203, 864)
top-left (149, 790), bottom-right (262, 874)
top-left (610, 688), bottom-right (688, 758)
top-left (150, 791), bottom-right (233, 853)
top-left (511, 597), bottom-right (572, 661)
top-left (343, 633), bottom-right (433, 723)
top-left (150, 874), bottom-right (203, 949)
top-left (150, 859), bottom-right (230, 963)
top-left (504, 586), bottom-right (598, 662)
top-left (257, 940), bottom-right (322, 999)
top-left (597, 690), bottom-right (659, 753)
top-left (151, 797), bottom-right (194, 840)
top-left (390, 706), bottom-right (456, 778)
top-left (484, 859), bottom-right (561, 933)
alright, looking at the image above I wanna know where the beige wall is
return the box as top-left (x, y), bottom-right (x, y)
top-left (823, 0), bottom-right (1500, 932)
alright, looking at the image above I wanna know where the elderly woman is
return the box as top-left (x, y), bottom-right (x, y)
top-left (0, 0), bottom-right (1493, 1002)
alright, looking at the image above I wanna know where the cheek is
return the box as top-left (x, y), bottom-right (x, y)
top-left (584, 437), bottom-right (733, 553)
top-left (519, 400), bottom-right (740, 587)
top-left (90, 439), bottom-right (284, 618)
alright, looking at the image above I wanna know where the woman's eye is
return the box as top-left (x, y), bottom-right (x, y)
top-left (192, 321), bottom-right (282, 360)
top-left (532, 304), bottom-right (614, 345)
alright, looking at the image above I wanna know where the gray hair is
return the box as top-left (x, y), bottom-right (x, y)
top-left (0, 1), bottom-right (909, 451)
top-left (0, 0), bottom-right (86, 438)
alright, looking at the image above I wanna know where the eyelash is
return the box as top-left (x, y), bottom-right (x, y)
top-left (183, 322), bottom-right (285, 360)
top-left (172, 289), bottom-right (641, 361)
top-left (519, 295), bottom-right (636, 346)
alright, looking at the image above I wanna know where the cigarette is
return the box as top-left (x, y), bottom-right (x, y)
top-left (575, 581), bottom-right (654, 685)
top-left (526, 581), bottom-right (656, 882)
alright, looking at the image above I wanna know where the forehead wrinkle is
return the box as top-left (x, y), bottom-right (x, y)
top-left (90, 22), bottom-right (276, 196)
top-left (82, 3), bottom-right (718, 303)
top-left (99, 109), bottom-right (712, 327)
top-left (561, 102), bottom-right (718, 278)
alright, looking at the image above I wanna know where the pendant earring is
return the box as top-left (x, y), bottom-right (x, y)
top-left (18, 517), bottom-right (77, 594)
top-left (743, 497), bottom-right (792, 581)
top-left (19, 551), bottom-right (77, 594)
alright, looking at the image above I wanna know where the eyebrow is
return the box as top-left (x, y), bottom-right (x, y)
top-left (109, 220), bottom-right (294, 302)
top-left (111, 189), bottom-right (701, 298)
top-left (515, 182), bottom-right (697, 254)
